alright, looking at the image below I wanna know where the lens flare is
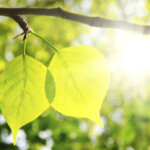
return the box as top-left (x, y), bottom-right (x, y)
top-left (120, 34), bottom-right (150, 79)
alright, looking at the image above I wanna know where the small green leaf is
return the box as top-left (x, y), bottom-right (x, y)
top-left (0, 55), bottom-right (54, 145)
top-left (48, 45), bottom-right (110, 126)
top-left (45, 69), bottom-right (55, 103)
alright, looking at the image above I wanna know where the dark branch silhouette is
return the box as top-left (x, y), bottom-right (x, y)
top-left (0, 7), bottom-right (150, 34)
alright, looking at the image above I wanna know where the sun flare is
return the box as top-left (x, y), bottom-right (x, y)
top-left (119, 34), bottom-right (150, 79)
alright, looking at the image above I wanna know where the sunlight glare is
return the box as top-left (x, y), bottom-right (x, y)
top-left (121, 34), bottom-right (150, 79)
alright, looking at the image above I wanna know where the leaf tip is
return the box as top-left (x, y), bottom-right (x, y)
top-left (89, 113), bottom-right (104, 127)
top-left (94, 117), bottom-right (104, 127)
top-left (12, 128), bottom-right (19, 146)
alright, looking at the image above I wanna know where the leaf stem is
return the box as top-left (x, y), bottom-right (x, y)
top-left (23, 39), bottom-right (27, 56)
top-left (29, 31), bottom-right (59, 53)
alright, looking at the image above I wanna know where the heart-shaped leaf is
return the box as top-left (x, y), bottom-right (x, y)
top-left (49, 46), bottom-right (109, 126)
top-left (0, 55), bottom-right (55, 145)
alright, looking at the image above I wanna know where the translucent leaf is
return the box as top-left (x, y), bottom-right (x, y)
top-left (0, 55), bottom-right (54, 145)
top-left (49, 46), bottom-right (109, 126)
top-left (45, 69), bottom-right (55, 103)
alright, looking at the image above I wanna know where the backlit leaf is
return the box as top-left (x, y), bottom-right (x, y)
top-left (49, 46), bottom-right (109, 126)
top-left (45, 69), bottom-right (55, 103)
top-left (0, 55), bottom-right (54, 145)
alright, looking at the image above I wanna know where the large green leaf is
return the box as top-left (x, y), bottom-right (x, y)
top-left (0, 55), bottom-right (54, 145)
top-left (49, 45), bottom-right (109, 126)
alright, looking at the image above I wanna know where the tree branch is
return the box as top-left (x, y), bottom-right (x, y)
top-left (0, 7), bottom-right (150, 34)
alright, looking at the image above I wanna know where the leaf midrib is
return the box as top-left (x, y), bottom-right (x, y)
top-left (15, 55), bottom-right (27, 124)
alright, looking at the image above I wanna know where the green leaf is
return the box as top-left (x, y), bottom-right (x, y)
top-left (0, 55), bottom-right (54, 145)
top-left (48, 46), bottom-right (109, 126)
top-left (45, 69), bottom-right (55, 103)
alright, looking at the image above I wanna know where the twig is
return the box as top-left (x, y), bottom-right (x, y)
top-left (0, 7), bottom-right (149, 34)
top-left (12, 15), bottom-right (31, 41)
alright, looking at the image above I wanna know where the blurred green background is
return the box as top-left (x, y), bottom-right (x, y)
top-left (0, 0), bottom-right (150, 150)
